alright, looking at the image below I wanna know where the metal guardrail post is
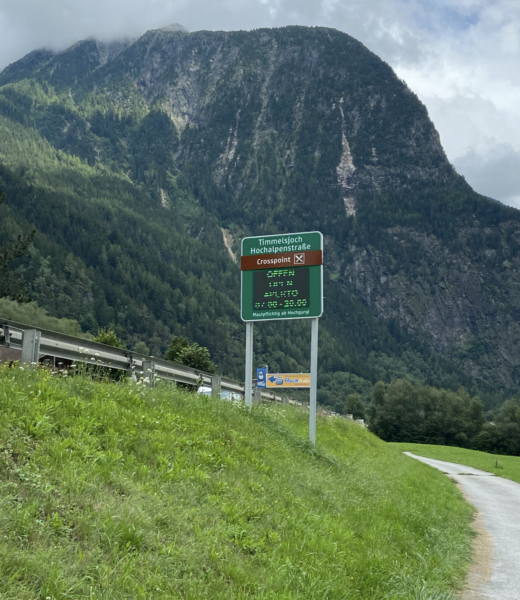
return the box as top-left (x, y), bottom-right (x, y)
top-left (1, 324), bottom-right (11, 347)
top-left (21, 329), bottom-right (41, 368)
top-left (253, 388), bottom-right (262, 404)
top-left (142, 360), bottom-right (155, 388)
top-left (211, 375), bottom-right (221, 398)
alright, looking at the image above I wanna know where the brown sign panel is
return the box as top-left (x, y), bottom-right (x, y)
top-left (241, 250), bottom-right (323, 271)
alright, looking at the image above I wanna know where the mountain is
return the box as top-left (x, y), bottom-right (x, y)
top-left (1, 25), bottom-right (519, 408)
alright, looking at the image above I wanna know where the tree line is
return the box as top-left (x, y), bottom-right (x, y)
top-left (368, 379), bottom-right (520, 456)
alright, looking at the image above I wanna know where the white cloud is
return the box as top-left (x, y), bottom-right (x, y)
top-left (0, 0), bottom-right (519, 204)
top-left (391, 0), bottom-right (520, 203)
top-left (454, 143), bottom-right (520, 208)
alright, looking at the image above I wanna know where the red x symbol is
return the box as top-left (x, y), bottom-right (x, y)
top-left (294, 253), bottom-right (305, 264)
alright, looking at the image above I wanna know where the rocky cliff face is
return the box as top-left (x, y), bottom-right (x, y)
top-left (2, 25), bottom-right (520, 392)
top-left (347, 221), bottom-right (520, 386)
top-left (3, 26), bottom-right (454, 210)
top-left (107, 27), bottom-right (453, 211)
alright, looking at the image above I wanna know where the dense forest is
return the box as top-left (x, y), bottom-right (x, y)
top-left (2, 25), bottom-right (520, 439)
top-left (369, 380), bottom-right (520, 456)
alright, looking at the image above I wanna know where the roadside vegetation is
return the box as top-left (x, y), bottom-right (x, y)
top-left (0, 366), bottom-right (474, 599)
top-left (393, 443), bottom-right (520, 485)
top-left (0, 298), bottom-right (88, 338)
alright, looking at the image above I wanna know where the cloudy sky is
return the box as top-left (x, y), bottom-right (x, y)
top-left (1, 0), bottom-right (519, 206)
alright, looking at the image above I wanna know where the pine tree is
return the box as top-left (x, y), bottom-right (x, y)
top-left (0, 190), bottom-right (35, 302)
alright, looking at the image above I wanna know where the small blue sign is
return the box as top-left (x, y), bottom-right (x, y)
top-left (256, 367), bottom-right (267, 388)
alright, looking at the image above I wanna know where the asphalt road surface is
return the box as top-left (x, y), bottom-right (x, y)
top-left (405, 453), bottom-right (520, 600)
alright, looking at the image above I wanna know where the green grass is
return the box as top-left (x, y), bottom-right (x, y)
top-left (392, 443), bottom-right (520, 485)
top-left (0, 367), bottom-right (474, 599)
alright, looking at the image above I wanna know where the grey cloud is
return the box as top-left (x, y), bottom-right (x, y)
top-left (0, 0), bottom-right (427, 70)
top-left (453, 144), bottom-right (520, 207)
top-left (0, 0), bottom-right (189, 68)
top-left (421, 94), bottom-right (519, 159)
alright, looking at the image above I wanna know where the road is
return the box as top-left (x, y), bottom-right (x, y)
top-left (405, 453), bottom-right (520, 600)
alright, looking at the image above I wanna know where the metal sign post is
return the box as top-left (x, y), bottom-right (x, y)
top-left (21, 329), bottom-right (41, 368)
top-left (309, 318), bottom-right (319, 445)
top-left (245, 321), bottom-right (254, 409)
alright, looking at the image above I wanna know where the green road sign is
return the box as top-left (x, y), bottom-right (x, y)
top-left (241, 232), bottom-right (323, 322)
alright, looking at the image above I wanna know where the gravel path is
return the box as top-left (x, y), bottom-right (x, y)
top-left (405, 452), bottom-right (520, 600)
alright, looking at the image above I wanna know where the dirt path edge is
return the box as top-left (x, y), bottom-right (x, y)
top-left (451, 478), bottom-right (493, 600)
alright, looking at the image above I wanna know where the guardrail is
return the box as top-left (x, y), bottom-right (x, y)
top-left (0, 317), bottom-right (293, 405)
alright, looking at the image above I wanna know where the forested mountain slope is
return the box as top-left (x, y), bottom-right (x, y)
top-left (1, 25), bottom-right (520, 406)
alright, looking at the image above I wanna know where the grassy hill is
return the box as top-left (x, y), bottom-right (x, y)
top-left (0, 366), bottom-right (474, 599)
